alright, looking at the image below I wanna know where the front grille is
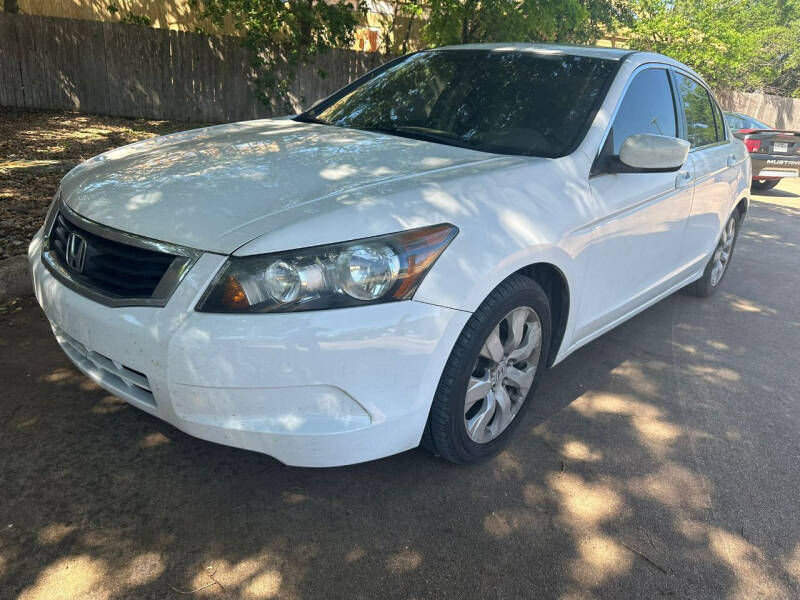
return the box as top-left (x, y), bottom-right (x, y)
top-left (54, 327), bottom-right (156, 408)
top-left (49, 211), bottom-right (178, 299)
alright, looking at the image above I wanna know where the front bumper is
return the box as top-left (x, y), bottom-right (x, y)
top-left (751, 154), bottom-right (800, 179)
top-left (29, 231), bottom-right (470, 467)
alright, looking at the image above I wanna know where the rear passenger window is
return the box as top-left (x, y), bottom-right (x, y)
top-left (710, 97), bottom-right (728, 142)
top-left (675, 73), bottom-right (717, 147)
top-left (610, 68), bottom-right (677, 154)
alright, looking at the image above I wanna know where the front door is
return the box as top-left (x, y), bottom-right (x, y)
top-left (574, 66), bottom-right (695, 343)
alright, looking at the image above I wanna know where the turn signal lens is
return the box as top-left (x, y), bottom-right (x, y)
top-left (196, 224), bottom-right (458, 313)
top-left (220, 276), bottom-right (249, 309)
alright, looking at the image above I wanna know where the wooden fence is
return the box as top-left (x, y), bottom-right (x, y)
top-left (0, 13), bottom-right (388, 122)
top-left (15, 0), bottom-right (235, 34)
top-left (716, 90), bottom-right (800, 131)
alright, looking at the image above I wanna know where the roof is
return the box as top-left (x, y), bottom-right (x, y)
top-left (431, 43), bottom-right (635, 61)
top-left (428, 43), bottom-right (706, 83)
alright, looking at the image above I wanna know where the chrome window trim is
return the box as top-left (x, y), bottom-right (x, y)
top-left (689, 140), bottom-right (731, 154)
top-left (41, 195), bottom-right (205, 308)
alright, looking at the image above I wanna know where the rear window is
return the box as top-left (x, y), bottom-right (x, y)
top-left (745, 115), bottom-right (772, 130)
top-left (725, 113), bottom-right (747, 130)
top-left (301, 50), bottom-right (618, 158)
top-left (747, 117), bottom-right (774, 129)
top-left (725, 113), bottom-right (771, 132)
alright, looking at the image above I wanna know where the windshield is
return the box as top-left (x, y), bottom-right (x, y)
top-left (298, 50), bottom-right (618, 158)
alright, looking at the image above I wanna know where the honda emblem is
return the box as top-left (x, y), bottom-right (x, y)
top-left (65, 232), bottom-right (88, 272)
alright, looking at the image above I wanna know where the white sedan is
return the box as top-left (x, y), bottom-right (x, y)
top-left (29, 44), bottom-right (750, 466)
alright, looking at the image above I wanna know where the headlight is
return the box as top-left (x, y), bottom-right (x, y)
top-left (196, 223), bottom-right (458, 313)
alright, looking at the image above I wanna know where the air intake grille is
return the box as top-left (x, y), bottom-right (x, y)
top-left (54, 326), bottom-right (156, 408)
top-left (49, 211), bottom-right (178, 299)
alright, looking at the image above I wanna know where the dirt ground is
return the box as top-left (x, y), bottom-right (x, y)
top-left (0, 108), bottom-right (202, 260)
top-left (2, 174), bottom-right (800, 598)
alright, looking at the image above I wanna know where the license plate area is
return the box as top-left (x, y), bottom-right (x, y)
top-left (773, 141), bottom-right (790, 153)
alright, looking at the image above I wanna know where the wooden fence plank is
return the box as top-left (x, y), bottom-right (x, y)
top-left (153, 26), bottom-right (171, 118)
top-left (84, 20), bottom-right (110, 114)
top-left (0, 15), bottom-right (24, 106)
top-left (181, 29), bottom-right (197, 121)
top-left (101, 21), bottom-right (121, 117)
top-left (49, 16), bottom-right (75, 111)
top-left (16, 14), bottom-right (43, 109)
top-left (168, 28), bottom-right (186, 121)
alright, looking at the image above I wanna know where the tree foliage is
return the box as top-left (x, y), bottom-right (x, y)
top-left (421, 0), bottom-right (631, 46)
top-left (107, 3), bottom-right (153, 26)
top-left (189, 0), bottom-right (365, 110)
top-left (628, 0), bottom-right (800, 97)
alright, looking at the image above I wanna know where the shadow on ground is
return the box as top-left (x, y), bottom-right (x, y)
top-left (1, 197), bottom-right (799, 599)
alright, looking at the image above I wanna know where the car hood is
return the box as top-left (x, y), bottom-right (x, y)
top-left (60, 119), bottom-right (497, 254)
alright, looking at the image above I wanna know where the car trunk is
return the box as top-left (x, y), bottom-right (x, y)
top-left (742, 129), bottom-right (800, 156)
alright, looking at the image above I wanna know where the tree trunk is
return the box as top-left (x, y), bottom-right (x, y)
top-left (460, 0), bottom-right (477, 44)
top-left (401, 13), bottom-right (415, 54)
top-left (3, 0), bottom-right (20, 13)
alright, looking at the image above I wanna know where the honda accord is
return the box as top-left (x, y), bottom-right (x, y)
top-left (29, 44), bottom-right (750, 466)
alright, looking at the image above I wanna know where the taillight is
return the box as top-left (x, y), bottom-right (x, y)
top-left (745, 139), bottom-right (761, 152)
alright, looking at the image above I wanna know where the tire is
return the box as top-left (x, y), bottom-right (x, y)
top-left (752, 179), bottom-right (779, 191)
top-left (422, 274), bottom-right (551, 463)
top-left (687, 211), bottom-right (741, 297)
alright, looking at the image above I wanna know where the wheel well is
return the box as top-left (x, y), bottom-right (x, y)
top-left (516, 263), bottom-right (569, 367)
top-left (735, 197), bottom-right (748, 219)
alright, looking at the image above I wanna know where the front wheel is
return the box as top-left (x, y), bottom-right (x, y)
top-left (687, 212), bottom-right (740, 297)
top-left (752, 179), bottom-right (779, 191)
top-left (423, 275), bottom-right (551, 463)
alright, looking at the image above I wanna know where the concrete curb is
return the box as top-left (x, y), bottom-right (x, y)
top-left (0, 255), bottom-right (32, 302)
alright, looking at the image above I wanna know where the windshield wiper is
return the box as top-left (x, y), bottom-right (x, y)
top-left (358, 125), bottom-right (474, 150)
top-left (294, 114), bottom-right (331, 126)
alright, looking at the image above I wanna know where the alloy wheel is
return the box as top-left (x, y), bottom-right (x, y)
top-left (710, 216), bottom-right (736, 287)
top-left (464, 306), bottom-right (542, 443)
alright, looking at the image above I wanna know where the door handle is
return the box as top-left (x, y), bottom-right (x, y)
top-left (676, 170), bottom-right (692, 189)
top-left (727, 154), bottom-right (737, 168)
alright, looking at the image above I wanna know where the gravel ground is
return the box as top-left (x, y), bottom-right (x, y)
top-left (0, 182), bottom-right (799, 599)
top-left (0, 108), bottom-right (202, 260)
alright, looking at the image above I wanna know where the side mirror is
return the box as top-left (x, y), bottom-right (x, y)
top-left (613, 134), bottom-right (690, 173)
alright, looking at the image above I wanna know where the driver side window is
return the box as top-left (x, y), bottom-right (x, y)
top-left (609, 68), bottom-right (678, 154)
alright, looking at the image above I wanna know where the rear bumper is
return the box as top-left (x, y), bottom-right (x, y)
top-left (750, 155), bottom-right (800, 179)
top-left (29, 230), bottom-right (470, 467)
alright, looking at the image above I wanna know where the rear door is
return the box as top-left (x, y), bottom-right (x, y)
top-left (575, 66), bottom-right (695, 342)
top-left (673, 72), bottom-right (740, 270)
